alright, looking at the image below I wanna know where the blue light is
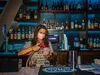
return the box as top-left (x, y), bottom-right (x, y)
top-left (88, 31), bottom-right (100, 34)
top-left (27, 6), bottom-right (38, 10)
top-left (18, 22), bottom-right (38, 26)
top-left (88, 14), bottom-right (95, 19)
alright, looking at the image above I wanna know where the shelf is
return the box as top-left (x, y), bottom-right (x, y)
top-left (70, 10), bottom-right (86, 14)
top-left (39, 10), bottom-right (69, 13)
top-left (8, 39), bottom-right (31, 44)
top-left (88, 10), bottom-right (100, 13)
top-left (65, 29), bottom-right (86, 32)
top-left (39, 10), bottom-right (86, 13)
top-left (15, 19), bottom-right (38, 22)
top-left (88, 29), bottom-right (100, 31)
top-left (23, 1), bottom-right (38, 6)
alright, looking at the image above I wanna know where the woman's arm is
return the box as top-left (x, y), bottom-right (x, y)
top-left (18, 43), bottom-right (41, 56)
top-left (18, 46), bottom-right (33, 56)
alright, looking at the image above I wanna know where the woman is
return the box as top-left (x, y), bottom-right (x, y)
top-left (18, 25), bottom-right (53, 67)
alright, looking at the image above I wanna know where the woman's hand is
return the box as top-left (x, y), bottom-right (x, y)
top-left (32, 43), bottom-right (41, 52)
top-left (43, 48), bottom-right (50, 58)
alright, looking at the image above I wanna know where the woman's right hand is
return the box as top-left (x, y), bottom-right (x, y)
top-left (32, 43), bottom-right (41, 52)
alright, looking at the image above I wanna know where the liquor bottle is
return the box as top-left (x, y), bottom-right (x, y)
top-left (77, 1), bottom-right (81, 10)
top-left (40, 0), bottom-right (43, 10)
top-left (17, 28), bottom-right (21, 40)
top-left (54, 1), bottom-right (57, 10)
top-left (64, 0), bottom-right (69, 11)
top-left (34, 10), bottom-right (38, 20)
top-left (74, 20), bottom-right (78, 29)
top-left (25, 26), bottom-right (29, 39)
top-left (14, 30), bottom-right (17, 40)
top-left (88, 0), bottom-right (92, 10)
top-left (10, 31), bottom-right (13, 40)
top-left (88, 20), bottom-right (91, 29)
top-left (93, 37), bottom-right (96, 48)
top-left (61, 22), bottom-right (64, 30)
top-left (97, 37), bottom-right (99, 48)
top-left (71, 21), bottom-right (74, 29)
top-left (89, 37), bottom-right (93, 48)
top-left (21, 27), bottom-right (25, 40)
top-left (65, 21), bottom-right (69, 30)
top-left (28, 26), bottom-right (32, 40)
top-left (57, 1), bottom-right (60, 10)
top-left (60, 0), bottom-right (64, 10)
top-left (72, 0), bottom-right (75, 10)
top-left (45, 1), bottom-right (48, 10)
top-left (52, 1), bottom-right (55, 10)
top-left (18, 9), bottom-right (23, 21)
top-left (81, 20), bottom-right (85, 30)
top-left (26, 9), bottom-right (30, 20)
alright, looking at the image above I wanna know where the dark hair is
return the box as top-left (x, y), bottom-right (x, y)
top-left (31, 25), bottom-right (49, 47)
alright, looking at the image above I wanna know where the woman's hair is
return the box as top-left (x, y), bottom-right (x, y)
top-left (31, 25), bottom-right (49, 47)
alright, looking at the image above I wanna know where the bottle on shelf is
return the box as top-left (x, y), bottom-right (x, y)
top-left (52, 1), bottom-right (55, 10)
top-left (88, 0), bottom-right (92, 10)
top-left (64, 0), bottom-right (69, 11)
top-left (17, 9), bottom-right (23, 21)
top-left (45, 1), bottom-right (48, 10)
top-left (14, 30), bottom-right (17, 40)
top-left (40, 0), bottom-right (44, 10)
top-left (25, 27), bottom-right (29, 39)
top-left (71, 21), bottom-right (74, 29)
top-left (60, 0), bottom-right (64, 10)
top-left (17, 27), bottom-right (21, 40)
top-left (34, 10), bottom-right (38, 20)
top-left (10, 30), bottom-right (13, 40)
top-left (21, 26), bottom-right (25, 40)
top-left (81, 19), bottom-right (85, 30)
top-left (57, 1), bottom-right (60, 10)
top-left (74, 20), bottom-right (78, 29)
top-left (26, 9), bottom-right (31, 20)
top-left (65, 21), bottom-right (69, 30)
top-left (77, 1), bottom-right (82, 10)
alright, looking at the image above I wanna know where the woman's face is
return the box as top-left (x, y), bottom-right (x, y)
top-left (37, 28), bottom-right (47, 40)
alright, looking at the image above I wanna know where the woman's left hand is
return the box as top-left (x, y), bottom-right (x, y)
top-left (43, 49), bottom-right (50, 58)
